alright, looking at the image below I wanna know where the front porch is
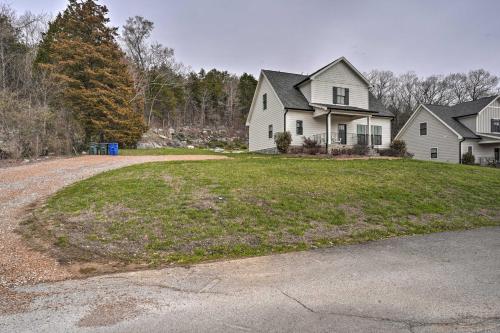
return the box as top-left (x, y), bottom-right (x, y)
top-left (311, 132), bottom-right (373, 147)
top-left (309, 104), bottom-right (380, 150)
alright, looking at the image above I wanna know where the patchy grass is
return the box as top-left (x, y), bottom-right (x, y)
top-left (120, 147), bottom-right (226, 156)
top-left (22, 158), bottom-right (500, 267)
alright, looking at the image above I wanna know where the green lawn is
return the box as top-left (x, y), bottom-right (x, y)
top-left (23, 158), bottom-right (500, 267)
top-left (120, 147), bottom-right (224, 155)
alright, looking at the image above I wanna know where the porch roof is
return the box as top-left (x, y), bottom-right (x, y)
top-left (478, 133), bottom-right (500, 144)
top-left (311, 103), bottom-right (379, 114)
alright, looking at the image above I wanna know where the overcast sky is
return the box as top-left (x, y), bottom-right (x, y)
top-left (8, 0), bottom-right (500, 77)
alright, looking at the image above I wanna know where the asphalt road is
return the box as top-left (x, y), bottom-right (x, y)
top-left (1, 227), bottom-right (499, 333)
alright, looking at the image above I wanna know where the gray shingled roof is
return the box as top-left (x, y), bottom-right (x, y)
top-left (447, 96), bottom-right (498, 117)
top-left (424, 105), bottom-right (479, 139)
top-left (262, 70), bottom-right (312, 110)
top-left (424, 95), bottom-right (499, 139)
top-left (262, 70), bottom-right (394, 117)
top-left (369, 92), bottom-right (394, 117)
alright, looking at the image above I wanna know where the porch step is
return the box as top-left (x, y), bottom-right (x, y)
top-left (367, 148), bottom-right (379, 156)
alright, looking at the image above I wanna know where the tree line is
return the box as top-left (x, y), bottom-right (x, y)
top-left (1, 0), bottom-right (498, 159)
top-left (366, 69), bottom-right (499, 134)
top-left (120, 15), bottom-right (257, 133)
top-left (0, 1), bottom-right (257, 159)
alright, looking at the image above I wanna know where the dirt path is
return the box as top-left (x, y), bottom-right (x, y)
top-left (0, 155), bottom-right (227, 288)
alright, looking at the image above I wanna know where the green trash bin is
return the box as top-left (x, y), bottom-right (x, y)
top-left (89, 143), bottom-right (98, 155)
top-left (98, 143), bottom-right (108, 155)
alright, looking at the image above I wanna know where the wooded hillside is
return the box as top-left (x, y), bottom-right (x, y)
top-left (0, 0), bottom-right (498, 159)
top-left (0, 1), bottom-right (257, 158)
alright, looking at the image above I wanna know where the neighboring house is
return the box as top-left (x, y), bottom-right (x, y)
top-left (246, 57), bottom-right (394, 153)
top-left (395, 95), bottom-right (500, 164)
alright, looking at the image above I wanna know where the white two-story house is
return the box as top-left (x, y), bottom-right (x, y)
top-left (246, 57), bottom-right (394, 153)
top-left (395, 95), bottom-right (500, 164)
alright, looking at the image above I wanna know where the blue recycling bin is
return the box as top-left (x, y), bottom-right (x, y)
top-left (108, 143), bottom-right (119, 156)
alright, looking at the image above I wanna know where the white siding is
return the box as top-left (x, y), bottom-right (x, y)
top-left (349, 117), bottom-right (392, 149)
top-left (286, 110), bottom-right (324, 145)
top-left (248, 74), bottom-right (284, 152)
top-left (285, 112), bottom-right (391, 148)
top-left (299, 82), bottom-right (311, 103)
top-left (457, 115), bottom-right (476, 132)
top-left (478, 99), bottom-right (500, 133)
top-left (310, 61), bottom-right (369, 109)
top-left (398, 107), bottom-right (460, 163)
top-left (463, 140), bottom-right (500, 163)
top-left (329, 116), bottom-right (391, 149)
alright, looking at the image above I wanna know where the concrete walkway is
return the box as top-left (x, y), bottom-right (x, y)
top-left (1, 227), bottom-right (499, 333)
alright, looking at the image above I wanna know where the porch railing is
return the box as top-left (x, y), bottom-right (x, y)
top-left (311, 132), bottom-right (381, 146)
top-left (478, 156), bottom-right (500, 166)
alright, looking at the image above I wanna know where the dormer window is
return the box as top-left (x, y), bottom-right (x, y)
top-left (492, 119), bottom-right (500, 132)
top-left (333, 87), bottom-right (349, 105)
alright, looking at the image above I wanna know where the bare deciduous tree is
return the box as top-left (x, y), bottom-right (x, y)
top-left (367, 68), bottom-right (499, 137)
top-left (466, 69), bottom-right (499, 101)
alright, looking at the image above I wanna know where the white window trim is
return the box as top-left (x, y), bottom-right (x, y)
top-left (333, 86), bottom-right (347, 105)
top-left (491, 118), bottom-right (500, 133)
top-left (419, 122), bottom-right (427, 136)
top-left (296, 120), bottom-right (303, 135)
top-left (371, 125), bottom-right (383, 145)
top-left (430, 147), bottom-right (438, 159)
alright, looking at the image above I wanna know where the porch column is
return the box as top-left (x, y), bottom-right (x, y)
top-left (367, 116), bottom-right (372, 147)
top-left (327, 113), bottom-right (332, 145)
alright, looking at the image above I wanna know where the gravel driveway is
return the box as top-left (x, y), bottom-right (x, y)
top-left (0, 155), bottom-right (226, 288)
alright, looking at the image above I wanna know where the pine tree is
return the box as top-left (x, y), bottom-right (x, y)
top-left (36, 0), bottom-right (146, 146)
top-left (237, 73), bottom-right (257, 117)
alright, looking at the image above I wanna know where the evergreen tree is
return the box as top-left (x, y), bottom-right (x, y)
top-left (36, 0), bottom-right (146, 146)
top-left (237, 73), bottom-right (257, 116)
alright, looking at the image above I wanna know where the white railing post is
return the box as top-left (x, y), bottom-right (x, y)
top-left (367, 116), bottom-right (372, 147)
top-left (327, 113), bottom-right (332, 145)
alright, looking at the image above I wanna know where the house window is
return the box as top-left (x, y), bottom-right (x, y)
top-left (263, 93), bottom-right (267, 110)
top-left (431, 147), bottom-right (438, 159)
top-left (333, 87), bottom-right (349, 105)
top-left (268, 124), bottom-right (273, 138)
top-left (492, 119), bottom-right (500, 132)
top-left (468, 146), bottom-right (473, 154)
top-left (296, 120), bottom-right (303, 135)
top-left (420, 122), bottom-right (427, 136)
top-left (357, 124), bottom-right (368, 145)
top-left (371, 125), bottom-right (382, 145)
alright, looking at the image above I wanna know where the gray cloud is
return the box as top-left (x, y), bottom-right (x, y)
top-left (10, 0), bottom-right (500, 77)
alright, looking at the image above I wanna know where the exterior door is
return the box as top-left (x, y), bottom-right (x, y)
top-left (338, 124), bottom-right (347, 144)
top-left (495, 148), bottom-right (499, 162)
